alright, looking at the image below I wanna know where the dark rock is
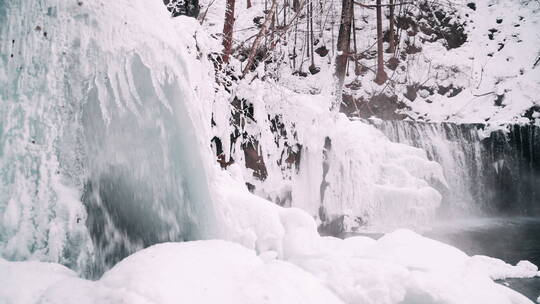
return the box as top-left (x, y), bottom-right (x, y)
top-left (314, 46), bottom-right (329, 57)
top-left (163, 0), bottom-right (200, 18)
top-left (242, 140), bottom-right (268, 180)
top-left (341, 94), bottom-right (409, 120)
top-left (405, 85), bottom-right (418, 102)
top-left (309, 64), bottom-right (320, 75)
top-left (488, 28), bottom-right (498, 40)
top-left (405, 41), bottom-right (422, 54)
top-left (386, 57), bottom-right (400, 71)
top-left (494, 94), bottom-right (505, 106)
top-left (438, 84), bottom-right (463, 97)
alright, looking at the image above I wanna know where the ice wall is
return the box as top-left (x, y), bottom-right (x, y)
top-left (0, 0), bottom-right (218, 276)
top-left (212, 80), bottom-right (447, 233)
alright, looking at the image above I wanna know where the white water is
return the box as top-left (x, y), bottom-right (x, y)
top-left (375, 120), bottom-right (487, 215)
top-left (375, 120), bottom-right (540, 217)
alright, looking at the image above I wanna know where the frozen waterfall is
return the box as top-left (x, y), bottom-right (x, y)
top-left (0, 0), bottom-right (217, 277)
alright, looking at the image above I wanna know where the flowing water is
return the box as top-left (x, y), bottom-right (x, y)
top-left (376, 121), bottom-right (540, 217)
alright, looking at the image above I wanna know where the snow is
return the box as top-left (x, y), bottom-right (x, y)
top-left (0, 241), bottom-right (343, 304)
top-left (201, 0), bottom-right (540, 125)
top-left (0, 259), bottom-right (78, 304)
top-left (400, 0), bottom-right (540, 124)
top-left (469, 256), bottom-right (539, 280)
top-left (1, 226), bottom-right (537, 304)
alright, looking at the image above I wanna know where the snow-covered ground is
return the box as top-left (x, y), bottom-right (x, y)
top-left (400, 0), bottom-right (540, 125)
top-left (2, 226), bottom-right (538, 304)
top-left (200, 0), bottom-right (540, 125)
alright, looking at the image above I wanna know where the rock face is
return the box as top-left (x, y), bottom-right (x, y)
top-left (163, 0), bottom-right (200, 18)
top-left (483, 125), bottom-right (540, 214)
top-left (376, 121), bottom-right (540, 217)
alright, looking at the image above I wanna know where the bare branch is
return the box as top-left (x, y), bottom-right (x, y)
top-left (242, 0), bottom-right (279, 76)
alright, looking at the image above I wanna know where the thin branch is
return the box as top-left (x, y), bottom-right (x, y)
top-left (242, 0), bottom-right (278, 76)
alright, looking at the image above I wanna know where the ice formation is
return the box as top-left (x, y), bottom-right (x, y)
top-left (213, 80), bottom-right (447, 232)
top-left (0, 0), bottom-right (219, 275)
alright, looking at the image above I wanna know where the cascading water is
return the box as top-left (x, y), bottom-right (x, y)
top-left (0, 0), bottom-right (216, 278)
top-left (375, 120), bottom-right (540, 217)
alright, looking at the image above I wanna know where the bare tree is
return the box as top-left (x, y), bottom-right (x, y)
top-left (332, 0), bottom-right (353, 111)
top-left (247, 0), bottom-right (252, 8)
top-left (388, 0), bottom-right (396, 54)
top-left (335, 0), bottom-right (353, 87)
top-left (222, 0), bottom-right (236, 64)
top-left (374, 0), bottom-right (388, 85)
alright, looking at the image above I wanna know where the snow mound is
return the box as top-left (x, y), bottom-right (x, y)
top-left (0, 241), bottom-right (343, 304)
top-left (1, 225), bottom-right (537, 304)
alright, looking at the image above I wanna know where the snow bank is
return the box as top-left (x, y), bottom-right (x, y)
top-left (1, 225), bottom-right (537, 304)
top-left (0, 241), bottom-right (343, 304)
top-left (203, 0), bottom-right (540, 125)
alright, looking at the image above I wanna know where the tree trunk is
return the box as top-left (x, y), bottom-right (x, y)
top-left (388, 0), bottom-right (395, 54)
top-left (309, 0), bottom-right (315, 66)
top-left (374, 0), bottom-right (388, 85)
top-left (222, 0), bottom-right (236, 64)
top-left (247, 0), bottom-right (252, 9)
top-left (306, 0), bottom-right (310, 62)
top-left (334, 0), bottom-right (353, 88)
top-left (283, 0), bottom-right (287, 26)
top-left (352, 7), bottom-right (360, 75)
